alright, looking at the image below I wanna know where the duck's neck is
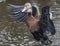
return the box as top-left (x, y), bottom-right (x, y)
top-left (27, 12), bottom-right (35, 21)
top-left (26, 12), bottom-right (40, 32)
top-left (26, 12), bottom-right (39, 22)
top-left (28, 12), bottom-right (32, 17)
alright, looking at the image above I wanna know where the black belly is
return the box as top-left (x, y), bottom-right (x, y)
top-left (31, 30), bottom-right (48, 41)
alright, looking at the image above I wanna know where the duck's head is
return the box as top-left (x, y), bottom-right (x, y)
top-left (22, 3), bottom-right (32, 13)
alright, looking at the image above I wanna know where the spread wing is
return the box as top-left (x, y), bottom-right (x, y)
top-left (7, 4), bottom-right (28, 22)
top-left (7, 4), bottom-right (37, 22)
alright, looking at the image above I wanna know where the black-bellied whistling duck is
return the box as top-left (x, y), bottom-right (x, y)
top-left (22, 3), bottom-right (56, 45)
top-left (8, 2), bottom-right (56, 45)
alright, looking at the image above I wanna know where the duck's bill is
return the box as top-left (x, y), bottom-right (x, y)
top-left (22, 7), bottom-right (27, 12)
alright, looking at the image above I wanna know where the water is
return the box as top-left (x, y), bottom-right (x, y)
top-left (0, 0), bottom-right (6, 2)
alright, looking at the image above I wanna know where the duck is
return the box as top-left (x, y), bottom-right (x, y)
top-left (22, 2), bottom-right (56, 45)
top-left (8, 2), bottom-right (56, 45)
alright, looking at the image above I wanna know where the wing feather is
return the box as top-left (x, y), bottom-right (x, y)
top-left (7, 4), bottom-right (28, 22)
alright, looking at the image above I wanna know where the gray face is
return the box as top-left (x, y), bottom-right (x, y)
top-left (22, 3), bottom-right (32, 12)
top-left (25, 3), bottom-right (32, 9)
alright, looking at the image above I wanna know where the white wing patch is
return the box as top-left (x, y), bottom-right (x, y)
top-left (50, 12), bottom-right (53, 20)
